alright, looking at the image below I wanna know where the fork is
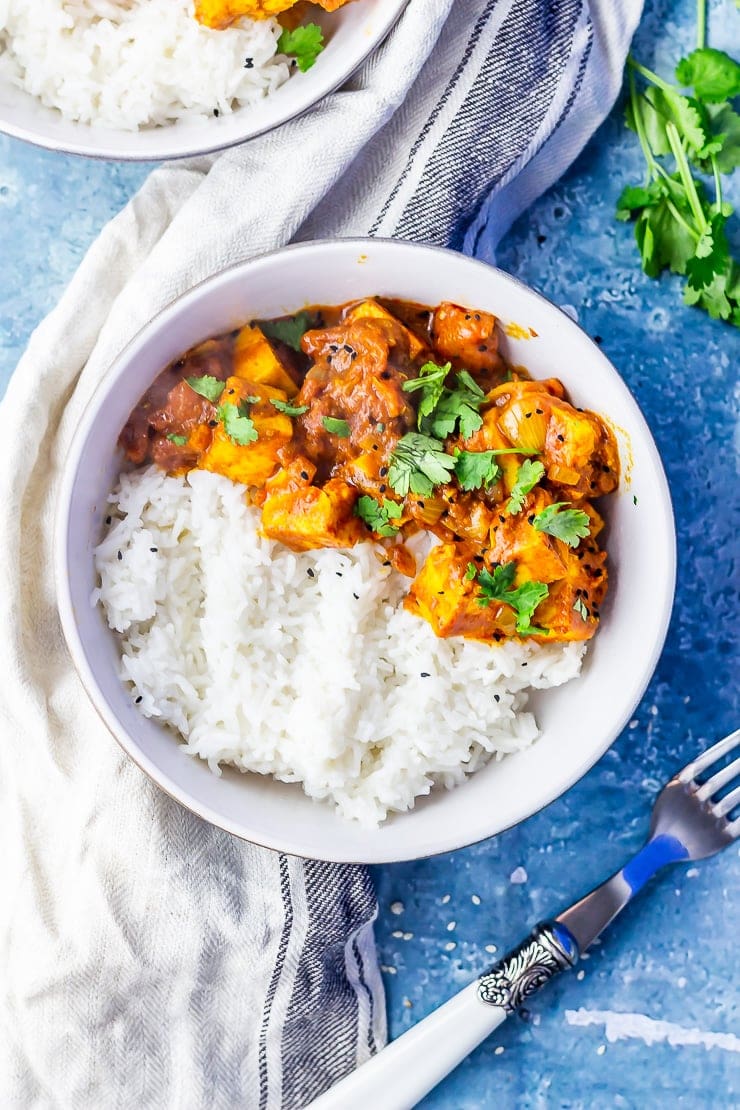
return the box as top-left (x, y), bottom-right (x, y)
top-left (310, 729), bottom-right (740, 1110)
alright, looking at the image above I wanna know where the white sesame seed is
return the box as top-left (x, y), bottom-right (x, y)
top-left (441, 894), bottom-right (451, 904)
top-left (494, 1046), bottom-right (505, 1056)
top-left (576, 970), bottom-right (585, 981)
top-left (391, 930), bottom-right (403, 939)
top-left (402, 932), bottom-right (414, 941)
top-left (445, 941), bottom-right (456, 951)
top-left (471, 894), bottom-right (481, 906)
top-left (390, 901), bottom-right (404, 915)
top-left (485, 944), bottom-right (498, 954)
top-left (447, 921), bottom-right (456, 931)
top-left (596, 1045), bottom-right (606, 1056)
top-left (510, 866), bottom-right (528, 884)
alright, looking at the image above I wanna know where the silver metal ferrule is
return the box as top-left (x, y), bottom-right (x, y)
top-left (477, 921), bottom-right (578, 1012)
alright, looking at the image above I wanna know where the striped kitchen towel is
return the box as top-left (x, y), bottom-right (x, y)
top-left (0, 1), bottom-right (641, 1108)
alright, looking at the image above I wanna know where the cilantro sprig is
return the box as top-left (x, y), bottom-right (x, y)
top-left (403, 361), bottom-right (451, 427)
top-left (388, 432), bottom-right (456, 497)
top-left (469, 562), bottom-right (549, 636)
top-left (424, 370), bottom-right (486, 440)
top-left (453, 450), bottom-right (502, 491)
top-left (270, 398), bottom-right (309, 416)
top-left (532, 502), bottom-right (591, 547)
top-left (277, 23), bottom-right (325, 73)
top-left (322, 416), bottom-right (350, 438)
top-left (507, 459), bottom-right (545, 515)
top-left (616, 1), bottom-right (740, 325)
top-left (166, 433), bottom-right (188, 446)
top-left (217, 400), bottom-right (258, 446)
top-left (355, 496), bottom-right (403, 537)
top-left (260, 311), bottom-right (314, 352)
top-left (186, 374), bottom-right (224, 403)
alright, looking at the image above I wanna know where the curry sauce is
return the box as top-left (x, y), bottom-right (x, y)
top-left (120, 297), bottom-right (619, 645)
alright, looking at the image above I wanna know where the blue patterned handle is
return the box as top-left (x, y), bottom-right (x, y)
top-left (477, 921), bottom-right (579, 1012)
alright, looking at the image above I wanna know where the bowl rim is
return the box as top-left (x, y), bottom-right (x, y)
top-left (55, 237), bottom-right (677, 862)
top-left (0, 0), bottom-right (409, 162)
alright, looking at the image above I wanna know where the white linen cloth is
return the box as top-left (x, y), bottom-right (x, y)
top-left (0, 1), bottom-right (642, 1106)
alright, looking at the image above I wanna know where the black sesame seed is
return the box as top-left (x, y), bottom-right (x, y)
top-left (244, 57), bottom-right (254, 68)
top-left (336, 572), bottom-right (342, 577)
top-left (478, 344), bottom-right (487, 353)
top-left (465, 314), bottom-right (471, 320)
top-left (301, 470), bottom-right (309, 480)
top-left (117, 550), bottom-right (122, 561)
top-left (383, 560), bottom-right (391, 567)
top-left (525, 412), bottom-right (532, 419)
top-left (527, 515), bottom-right (535, 524)
top-left (353, 592), bottom-right (359, 600)
top-left (499, 515), bottom-right (506, 524)
top-left (379, 484), bottom-right (387, 493)
top-left (494, 694), bottom-right (500, 702)
top-left (418, 501), bottom-right (425, 509)
top-left (150, 547), bottom-right (158, 553)
top-left (452, 533), bottom-right (462, 542)
top-left (344, 345), bottom-right (354, 355)
top-left (209, 419), bottom-right (218, 427)
top-left (329, 344), bottom-right (339, 352)
top-left (135, 695), bottom-right (143, 704)
top-left (521, 662), bottom-right (528, 667)
top-left (474, 555), bottom-right (484, 563)
top-left (536, 234), bottom-right (547, 245)
top-left (228, 388), bottom-right (235, 395)
top-left (372, 444), bottom-right (379, 451)
top-left (474, 313), bottom-right (481, 321)
top-left (420, 672), bottom-right (430, 678)
top-left (535, 408), bottom-right (543, 415)
top-left (307, 568), bottom-right (315, 578)
top-left (380, 371), bottom-right (391, 380)
top-left (105, 515), bottom-right (112, 525)
top-left (557, 434), bottom-right (565, 442)
top-left (437, 590), bottom-right (445, 595)
top-left (379, 466), bottom-right (388, 477)
top-left (213, 108), bottom-right (220, 117)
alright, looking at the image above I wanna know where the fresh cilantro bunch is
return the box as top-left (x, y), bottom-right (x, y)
top-left (616, 1), bottom-right (740, 325)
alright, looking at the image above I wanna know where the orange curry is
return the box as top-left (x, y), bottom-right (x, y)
top-left (120, 298), bottom-right (619, 645)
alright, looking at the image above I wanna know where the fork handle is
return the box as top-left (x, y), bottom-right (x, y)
top-left (308, 923), bottom-right (578, 1110)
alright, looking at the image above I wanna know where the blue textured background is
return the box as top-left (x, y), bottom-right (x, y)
top-left (1, 0), bottom-right (738, 1106)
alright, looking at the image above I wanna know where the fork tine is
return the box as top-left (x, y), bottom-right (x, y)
top-left (714, 784), bottom-right (740, 820)
top-left (696, 755), bottom-right (740, 802)
top-left (679, 729), bottom-right (740, 784)
top-left (728, 816), bottom-right (740, 839)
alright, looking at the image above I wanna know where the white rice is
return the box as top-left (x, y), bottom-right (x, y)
top-left (94, 467), bottom-right (586, 825)
top-left (0, 0), bottom-right (289, 130)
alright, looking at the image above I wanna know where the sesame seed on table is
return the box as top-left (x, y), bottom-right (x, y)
top-left (0, 0), bottom-right (738, 1105)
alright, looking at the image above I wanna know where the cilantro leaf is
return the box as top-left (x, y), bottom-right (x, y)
top-left (424, 372), bottom-right (485, 440)
top-left (166, 433), bottom-right (188, 446)
top-left (465, 562), bottom-right (477, 581)
top-left (615, 181), bottom-right (663, 220)
top-left (354, 495), bottom-right (402, 537)
top-left (454, 450), bottom-right (501, 491)
top-left (260, 311), bottom-right (314, 352)
top-left (573, 596), bottom-right (589, 621)
top-left (506, 459), bottom-right (545, 515)
top-left (388, 433), bottom-right (456, 498)
top-left (403, 361), bottom-right (451, 427)
top-left (707, 102), bottom-right (740, 174)
top-left (270, 398), bottom-right (309, 416)
top-left (186, 374), bottom-right (224, 403)
top-left (685, 211), bottom-right (730, 290)
top-left (532, 502), bottom-right (591, 547)
top-left (676, 48), bottom-right (740, 103)
top-left (473, 563), bottom-right (549, 635)
top-left (277, 23), bottom-right (324, 73)
top-left (217, 400), bottom-right (258, 446)
top-left (322, 416), bottom-right (350, 437)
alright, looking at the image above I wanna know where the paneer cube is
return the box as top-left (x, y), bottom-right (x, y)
top-left (406, 544), bottom-right (514, 640)
top-left (233, 324), bottom-right (299, 396)
top-left (260, 477), bottom-right (364, 552)
top-left (343, 299), bottom-right (428, 359)
top-left (198, 376), bottom-right (292, 488)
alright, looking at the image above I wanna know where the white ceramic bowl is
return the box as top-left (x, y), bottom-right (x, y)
top-left (56, 239), bottom-right (676, 862)
top-left (0, 1), bottom-right (407, 160)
